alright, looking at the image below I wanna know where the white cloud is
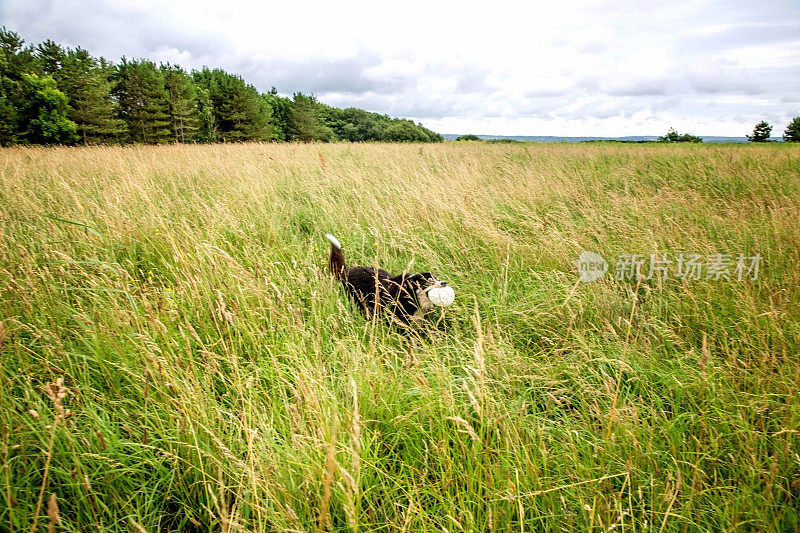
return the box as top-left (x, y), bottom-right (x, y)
top-left (2, 0), bottom-right (799, 136)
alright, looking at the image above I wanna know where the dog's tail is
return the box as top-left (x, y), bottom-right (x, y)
top-left (326, 234), bottom-right (346, 280)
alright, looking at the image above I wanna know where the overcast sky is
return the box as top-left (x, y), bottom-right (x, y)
top-left (3, 0), bottom-right (799, 136)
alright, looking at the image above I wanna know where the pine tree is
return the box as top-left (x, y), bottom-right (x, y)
top-left (263, 89), bottom-right (290, 141)
top-left (161, 64), bottom-right (199, 143)
top-left (783, 117), bottom-right (800, 143)
top-left (287, 92), bottom-right (335, 142)
top-left (194, 85), bottom-right (216, 143)
top-left (193, 68), bottom-right (278, 142)
top-left (52, 48), bottom-right (125, 143)
top-left (746, 121), bottom-right (772, 142)
top-left (193, 68), bottom-right (241, 141)
top-left (36, 40), bottom-right (65, 77)
top-left (244, 88), bottom-right (279, 141)
top-left (0, 50), bottom-right (17, 145)
top-left (113, 58), bottom-right (171, 144)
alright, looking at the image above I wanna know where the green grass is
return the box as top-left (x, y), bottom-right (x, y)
top-left (1, 142), bottom-right (799, 531)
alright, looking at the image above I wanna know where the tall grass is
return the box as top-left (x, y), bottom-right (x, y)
top-left (1, 142), bottom-right (798, 531)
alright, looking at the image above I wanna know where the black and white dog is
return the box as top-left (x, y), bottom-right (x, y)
top-left (325, 234), bottom-right (454, 325)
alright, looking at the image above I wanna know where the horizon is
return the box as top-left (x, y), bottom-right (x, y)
top-left (441, 133), bottom-right (753, 140)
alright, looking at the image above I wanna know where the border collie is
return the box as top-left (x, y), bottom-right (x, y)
top-left (325, 234), bottom-right (452, 325)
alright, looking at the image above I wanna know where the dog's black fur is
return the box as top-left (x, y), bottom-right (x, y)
top-left (326, 234), bottom-right (447, 324)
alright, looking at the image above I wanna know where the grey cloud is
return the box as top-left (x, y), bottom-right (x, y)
top-left (575, 76), bottom-right (601, 93)
top-left (681, 22), bottom-right (800, 55)
top-left (685, 63), bottom-right (763, 95)
top-left (523, 86), bottom-right (572, 98)
top-left (687, 76), bottom-right (763, 95)
top-left (2, 1), bottom-right (405, 97)
top-left (571, 73), bottom-right (672, 98)
top-left (244, 55), bottom-right (395, 96)
top-left (575, 64), bottom-right (764, 99)
top-left (508, 97), bottom-right (557, 119)
top-left (555, 96), bottom-right (680, 121)
top-left (320, 92), bottom-right (458, 120)
top-left (567, 100), bottom-right (625, 120)
top-left (574, 38), bottom-right (610, 55)
top-left (604, 79), bottom-right (671, 97)
top-left (2, 0), bottom-right (229, 60)
top-left (402, 99), bottom-right (457, 119)
top-left (456, 70), bottom-right (493, 94)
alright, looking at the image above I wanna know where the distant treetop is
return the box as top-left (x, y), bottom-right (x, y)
top-left (658, 128), bottom-right (702, 143)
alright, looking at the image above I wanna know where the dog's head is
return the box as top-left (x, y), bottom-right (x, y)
top-left (405, 273), bottom-right (451, 311)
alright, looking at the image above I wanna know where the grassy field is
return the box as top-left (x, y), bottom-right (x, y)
top-left (1, 141), bottom-right (799, 532)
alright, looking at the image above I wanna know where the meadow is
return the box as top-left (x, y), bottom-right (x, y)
top-left (1, 141), bottom-right (798, 531)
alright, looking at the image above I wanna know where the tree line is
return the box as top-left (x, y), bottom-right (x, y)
top-left (745, 120), bottom-right (800, 143)
top-left (0, 29), bottom-right (443, 146)
top-left (657, 120), bottom-right (800, 143)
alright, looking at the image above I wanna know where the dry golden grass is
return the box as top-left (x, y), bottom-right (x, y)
top-left (1, 141), bottom-right (799, 531)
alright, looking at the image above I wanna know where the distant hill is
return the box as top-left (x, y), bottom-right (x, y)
top-left (444, 134), bottom-right (752, 143)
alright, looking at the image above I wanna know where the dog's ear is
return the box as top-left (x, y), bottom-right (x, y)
top-left (406, 273), bottom-right (431, 288)
top-left (388, 273), bottom-right (422, 298)
top-left (414, 273), bottom-right (435, 287)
